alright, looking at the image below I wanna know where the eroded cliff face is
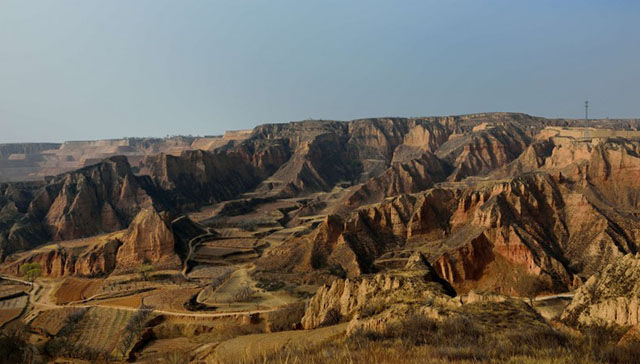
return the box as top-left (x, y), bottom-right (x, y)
top-left (301, 252), bottom-right (456, 329)
top-left (0, 157), bottom-right (159, 258)
top-left (244, 113), bottom-right (557, 201)
top-left (496, 136), bottom-right (640, 210)
top-left (3, 114), bottom-right (640, 294)
top-left (41, 157), bottom-right (156, 241)
top-left (346, 152), bottom-right (450, 206)
top-left (260, 162), bottom-right (639, 294)
top-left (139, 143), bottom-right (291, 210)
top-left (1, 209), bottom-right (204, 277)
top-left (562, 253), bottom-right (640, 327)
top-left (0, 113), bottom-right (580, 258)
top-left (3, 238), bottom-right (121, 278)
top-left (115, 208), bottom-right (181, 271)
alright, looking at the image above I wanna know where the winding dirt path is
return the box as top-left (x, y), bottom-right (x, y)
top-left (1, 274), bottom-right (279, 320)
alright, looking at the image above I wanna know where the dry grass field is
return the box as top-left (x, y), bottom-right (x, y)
top-left (209, 311), bottom-right (640, 364)
top-left (136, 337), bottom-right (199, 363)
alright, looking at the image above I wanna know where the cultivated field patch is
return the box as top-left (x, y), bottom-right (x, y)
top-left (31, 307), bottom-right (87, 336)
top-left (53, 278), bottom-right (102, 304)
top-left (143, 287), bottom-right (199, 312)
top-left (0, 294), bottom-right (27, 327)
top-left (66, 307), bottom-right (133, 356)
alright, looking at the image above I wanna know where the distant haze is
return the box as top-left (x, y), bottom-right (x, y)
top-left (1, 0), bottom-right (639, 143)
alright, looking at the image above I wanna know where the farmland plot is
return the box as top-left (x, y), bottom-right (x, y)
top-left (143, 287), bottom-right (200, 312)
top-left (31, 308), bottom-right (87, 336)
top-left (0, 293), bottom-right (27, 326)
top-left (67, 307), bottom-right (133, 356)
top-left (53, 278), bottom-right (102, 304)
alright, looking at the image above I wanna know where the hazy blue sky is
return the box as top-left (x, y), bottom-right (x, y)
top-left (1, 1), bottom-right (639, 142)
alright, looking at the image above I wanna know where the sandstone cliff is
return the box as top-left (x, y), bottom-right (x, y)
top-left (259, 167), bottom-right (639, 294)
top-left (4, 113), bottom-right (640, 290)
top-left (115, 208), bottom-right (181, 271)
top-left (1, 210), bottom-right (204, 277)
top-left (301, 252), bottom-right (456, 329)
top-left (3, 238), bottom-right (121, 278)
top-left (40, 156), bottom-right (156, 241)
top-left (0, 157), bottom-right (159, 258)
top-left (139, 144), bottom-right (290, 210)
top-left (561, 253), bottom-right (640, 327)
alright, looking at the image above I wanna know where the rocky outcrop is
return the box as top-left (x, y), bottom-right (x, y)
top-left (4, 113), bottom-right (640, 292)
top-left (0, 157), bottom-right (159, 258)
top-left (263, 164), bottom-right (639, 294)
top-left (3, 238), bottom-right (121, 278)
top-left (115, 208), bottom-right (181, 271)
top-left (0, 136), bottom-right (236, 183)
top-left (1, 210), bottom-right (201, 277)
top-left (301, 252), bottom-right (456, 329)
top-left (496, 135), bottom-right (640, 210)
top-left (139, 144), bottom-right (290, 210)
top-left (561, 253), bottom-right (640, 326)
top-left (40, 156), bottom-right (156, 241)
top-left (346, 152), bottom-right (450, 206)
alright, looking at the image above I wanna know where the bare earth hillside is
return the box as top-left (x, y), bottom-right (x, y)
top-left (2, 113), bottom-right (640, 363)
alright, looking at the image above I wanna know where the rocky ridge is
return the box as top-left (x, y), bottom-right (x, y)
top-left (301, 252), bottom-right (456, 329)
top-left (561, 253), bottom-right (640, 327)
top-left (2, 113), bottom-right (640, 289)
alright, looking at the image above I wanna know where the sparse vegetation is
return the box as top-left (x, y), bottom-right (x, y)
top-left (163, 350), bottom-right (191, 364)
top-left (264, 302), bottom-right (306, 332)
top-left (211, 267), bottom-right (234, 289)
top-left (116, 304), bottom-right (154, 360)
top-left (137, 263), bottom-right (156, 281)
top-left (232, 285), bottom-right (254, 302)
top-left (515, 273), bottom-right (549, 305)
top-left (19, 262), bottom-right (42, 282)
top-left (228, 317), bottom-right (640, 364)
top-left (0, 333), bottom-right (39, 364)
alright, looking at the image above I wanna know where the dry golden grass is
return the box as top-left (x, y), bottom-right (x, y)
top-left (219, 322), bottom-right (640, 364)
top-left (206, 298), bottom-right (640, 364)
top-left (136, 337), bottom-right (199, 363)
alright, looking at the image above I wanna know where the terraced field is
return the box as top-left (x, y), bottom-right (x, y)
top-left (0, 283), bottom-right (29, 298)
top-left (54, 277), bottom-right (102, 304)
top-left (143, 287), bottom-right (200, 312)
top-left (30, 307), bottom-right (87, 335)
top-left (0, 293), bottom-right (27, 327)
top-left (192, 239), bottom-right (260, 265)
top-left (67, 307), bottom-right (133, 356)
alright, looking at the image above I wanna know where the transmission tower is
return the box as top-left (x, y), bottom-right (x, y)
top-left (585, 100), bottom-right (589, 122)
top-left (584, 100), bottom-right (589, 139)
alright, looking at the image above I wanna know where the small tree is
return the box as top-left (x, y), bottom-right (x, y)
top-left (517, 274), bottom-right (548, 305)
top-left (19, 262), bottom-right (42, 282)
top-left (136, 263), bottom-right (155, 281)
